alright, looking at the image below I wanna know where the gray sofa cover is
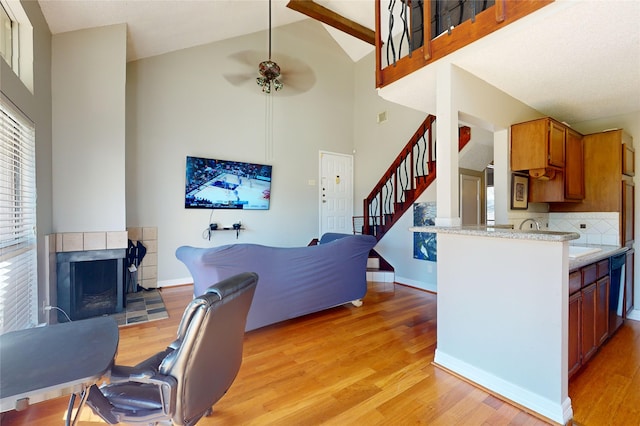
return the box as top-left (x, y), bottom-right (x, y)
top-left (175, 233), bottom-right (377, 331)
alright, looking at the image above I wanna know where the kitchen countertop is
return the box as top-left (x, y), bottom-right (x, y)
top-left (568, 244), bottom-right (628, 271)
top-left (409, 225), bottom-right (627, 270)
top-left (410, 225), bottom-right (580, 242)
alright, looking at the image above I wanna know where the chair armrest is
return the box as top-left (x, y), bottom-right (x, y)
top-left (125, 373), bottom-right (178, 416)
top-left (109, 347), bottom-right (174, 383)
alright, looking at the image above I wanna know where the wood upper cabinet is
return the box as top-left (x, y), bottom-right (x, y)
top-left (565, 129), bottom-right (585, 200)
top-left (511, 117), bottom-right (566, 179)
top-left (522, 121), bottom-right (584, 203)
top-left (548, 120), bottom-right (566, 170)
top-left (623, 178), bottom-right (635, 247)
top-left (623, 143), bottom-right (635, 176)
top-left (551, 129), bottom-right (634, 247)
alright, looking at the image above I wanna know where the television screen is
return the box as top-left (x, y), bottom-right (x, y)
top-left (184, 156), bottom-right (272, 210)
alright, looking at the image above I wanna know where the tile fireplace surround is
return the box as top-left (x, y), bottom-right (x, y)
top-left (51, 231), bottom-right (129, 322)
top-left (54, 231), bottom-right (128, 253)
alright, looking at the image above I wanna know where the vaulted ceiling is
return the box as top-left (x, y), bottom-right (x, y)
top-left (38, 0), bottom-right (640, 124)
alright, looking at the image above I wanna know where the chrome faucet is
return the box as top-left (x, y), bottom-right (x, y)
top-left (519, 218), bottom-right (541, 230)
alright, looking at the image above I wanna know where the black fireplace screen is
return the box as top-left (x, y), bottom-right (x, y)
top-left (56, 249), bottom-right (125, 322)
top-left (71, 259), bottom-right (118, 320)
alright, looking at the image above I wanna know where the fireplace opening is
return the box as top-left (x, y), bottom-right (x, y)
top-left (72, 259), bottom-right (119, 320)
top-left (56, 249), bottom-right (126, 322)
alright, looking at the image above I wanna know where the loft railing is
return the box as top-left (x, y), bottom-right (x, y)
top-left (359, 115), bottom-right (471, 240)
top-left (375, 0), bottom-right (554, 88)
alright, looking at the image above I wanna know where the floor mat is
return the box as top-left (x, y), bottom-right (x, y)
top-left (111, 289), bottom-right (168, 326)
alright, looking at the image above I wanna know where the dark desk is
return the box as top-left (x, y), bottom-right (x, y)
top-left (0, 316), bottom-right (118, 423)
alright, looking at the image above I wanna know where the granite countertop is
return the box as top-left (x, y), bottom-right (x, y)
top-left (568, 244), bottom-right (628, 271)
top-left (409, 225), bottom-right (580, 242)
top-left (409, 225), bottom-right (628, 270)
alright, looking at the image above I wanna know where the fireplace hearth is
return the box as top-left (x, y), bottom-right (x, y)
top-left (56, 248), bottom-right (126, 321)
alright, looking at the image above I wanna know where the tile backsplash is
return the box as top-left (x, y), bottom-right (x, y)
top-left (548, 212), bottom-right (619, 246)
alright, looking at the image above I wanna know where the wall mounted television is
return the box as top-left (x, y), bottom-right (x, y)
top-left (184, 156), bottom-right (272, 210)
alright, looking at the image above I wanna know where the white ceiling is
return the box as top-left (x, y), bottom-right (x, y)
top-left (38, 0), bottom-right (640, 124)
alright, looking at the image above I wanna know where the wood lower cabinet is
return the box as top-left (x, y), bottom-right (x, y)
top-left (581, 282), bottom-right (597, 364)
top-left (568, 272), bottom-right (582, 378)
top-left (569, 258), bottom-right (612, 379)
top-left (595, 276), bottom-right (610, 346)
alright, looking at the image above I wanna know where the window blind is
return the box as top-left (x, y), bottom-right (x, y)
top-left (0, 96), bottom-right (37, 334)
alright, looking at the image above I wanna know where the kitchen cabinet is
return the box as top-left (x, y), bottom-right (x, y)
top-left (511, 118), bottom-right (584, 202)
top-left (623, 178), bottom-right (634, 247)
top-left (568, 272), bottom-right (582, 378)
top-left (511, 117), bottom-right (566, 178)
top-left (551, 129), bottom-right (635, 247)
top-left (595, 276), bottom-right (610, 346)
top-left (580, 265), bottom-right (597, 364)
top-left (625, 249), bottom-right (635, 317)
top-left (569, 257), bottom-right (612, 379)
top-left (564, 129), bottom-right (586, 200)
top-left (623, 143), bottom-right (635, 176)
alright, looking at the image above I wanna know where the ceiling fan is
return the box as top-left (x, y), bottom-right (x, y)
top-left (224, 1), bottom-right (315, 96)
top-left (256, 0), bottom-right (282, 94)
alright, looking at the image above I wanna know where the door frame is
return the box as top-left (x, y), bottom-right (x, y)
top-left (459, 168), bottom-right (486, 225)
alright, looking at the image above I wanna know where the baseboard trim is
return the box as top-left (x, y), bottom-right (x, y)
top-left (434, 349), bottom-right (572, 425)
top-left (626, 308), bottom-right (640, 322)
top-left (395, 276), bottom-right (437, 293)
top-left (157, 277), bottom-right (193, 288)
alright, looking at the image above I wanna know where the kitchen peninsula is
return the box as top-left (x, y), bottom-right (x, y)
top-left (412, 226), bottom-right (600, 425)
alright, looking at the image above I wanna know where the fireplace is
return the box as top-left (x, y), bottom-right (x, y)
top-left (56, 248), bottom-right (126, 321)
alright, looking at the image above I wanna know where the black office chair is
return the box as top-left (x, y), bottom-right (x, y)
top-left (86, 272), bottom-right (258, 425)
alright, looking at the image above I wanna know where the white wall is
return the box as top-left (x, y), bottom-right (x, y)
top-left (352, 52), bottom-right (438, 290)
top-left (52, 24), bottom-right (127, 233)
top-left (125, 21), bottom-right (356, 284)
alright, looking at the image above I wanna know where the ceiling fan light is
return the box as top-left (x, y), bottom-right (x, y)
top-left (273, 79), bottom-right (283, 91)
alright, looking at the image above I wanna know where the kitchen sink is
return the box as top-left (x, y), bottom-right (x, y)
top-left (568, 246), bottom-right (602, 259)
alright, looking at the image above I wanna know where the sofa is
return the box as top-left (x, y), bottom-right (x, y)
top-left (175, 233), bottom-right (377, 331)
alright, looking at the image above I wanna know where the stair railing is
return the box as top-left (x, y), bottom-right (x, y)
top-left (362, 115), bottom-right (436, 238)
top-left (360, 116), bottom-right (471, 240)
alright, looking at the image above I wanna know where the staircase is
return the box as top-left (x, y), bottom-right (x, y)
top-left (356, 115), bottom-right (471, 284)
top-left (357, 115), bottom-right (470, 241)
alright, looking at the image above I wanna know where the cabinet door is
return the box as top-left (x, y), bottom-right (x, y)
top-left (595, 276), bottom-right (610, 346)
top-left (565, 129), bottom-right (584, 200)
top-left (581, 282), bottom-right (597, 363)
top-left (623, 143), bottom-right (635, 177)
top-left (622, 179), bottom-right (634, 247)
top-left (625, 249), bottom-right (635, 317)
top-left (568, 291), bottom-right (582, 378)
top-left (548, 120), bottom-right (566, 168)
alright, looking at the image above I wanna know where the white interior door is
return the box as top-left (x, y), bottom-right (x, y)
top-left (319, 151), bottom-right (354, 237)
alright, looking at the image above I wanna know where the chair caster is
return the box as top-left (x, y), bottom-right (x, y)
top-left (351, 299), bottom-right (363, 307)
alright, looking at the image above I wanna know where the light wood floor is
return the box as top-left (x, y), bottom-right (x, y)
top-left (2, 282), bottom-right (639, 425)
